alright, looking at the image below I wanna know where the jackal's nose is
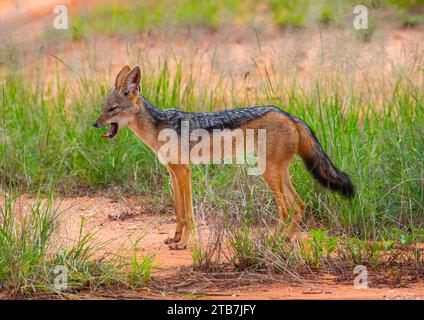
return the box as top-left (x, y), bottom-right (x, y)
top-left (93, 120), bottom-right (100, 128)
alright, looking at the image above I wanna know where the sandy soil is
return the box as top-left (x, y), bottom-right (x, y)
top-left (13, 194), bottom-right (418, 300)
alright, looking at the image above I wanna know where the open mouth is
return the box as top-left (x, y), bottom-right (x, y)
top-left (101, 123), bottom-right (119, 138)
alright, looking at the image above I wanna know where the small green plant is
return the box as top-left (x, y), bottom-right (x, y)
top-left (302, 230), bottom-right (339, 268)
top-left (228, 224), bottom-right (261, 270)
top-left (50, 219), bottom-right (119, 292)
top-left (335, 237), bottom-right (380, 267)
top-left (129, 236), bottom-right (154, 287)
top-left (192, 241), bottom-right (208, 270)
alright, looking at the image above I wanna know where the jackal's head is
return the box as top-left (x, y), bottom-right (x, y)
top-left (93, 65), bottom-right (141, 138)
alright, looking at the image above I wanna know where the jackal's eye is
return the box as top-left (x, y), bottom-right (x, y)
top-left (108, 105), bottom-right (118, 113)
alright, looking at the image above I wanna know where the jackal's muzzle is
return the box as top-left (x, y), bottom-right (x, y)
top-left (93, 119), bottom-right (105, 128)
top-left (93, 119), bottom-right (119, 139)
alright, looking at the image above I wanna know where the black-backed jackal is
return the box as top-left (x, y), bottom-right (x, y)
top-left (94, 65), bottom-right (354, 250)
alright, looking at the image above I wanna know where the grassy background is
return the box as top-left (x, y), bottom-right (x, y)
top-left (1, 62), bottom-right (423, 240)
top-left (69, 0), bottom-right (424, 40)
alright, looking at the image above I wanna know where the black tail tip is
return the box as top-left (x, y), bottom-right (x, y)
top-left (340, 182), bottom-right (355, 198)
top-left (338, 173), bottom-right (355, 198)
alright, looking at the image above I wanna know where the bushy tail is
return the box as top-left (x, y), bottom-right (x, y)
top-left (294, 119), bottom-right (355, 198)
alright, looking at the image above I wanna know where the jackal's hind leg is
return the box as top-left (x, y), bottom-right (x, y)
top-left (283, 172), bottom-right (305, 239)
top-left (262, 164), bottom-right (288, 222)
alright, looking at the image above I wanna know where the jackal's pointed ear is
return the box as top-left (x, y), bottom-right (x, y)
top-left (122, 66), bottom-right (141, 95)
top-left (115, 65), bottom-right (131, 89)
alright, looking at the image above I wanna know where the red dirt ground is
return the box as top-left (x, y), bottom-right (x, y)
top-left (39, 194), bottom-right (423, 300)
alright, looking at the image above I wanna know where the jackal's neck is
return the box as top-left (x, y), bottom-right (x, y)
top-left (138, 96), bottom-right (165, 123)
top-left (127, 96), bottom-right (164, 152)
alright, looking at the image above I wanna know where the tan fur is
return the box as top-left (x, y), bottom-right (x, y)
top-left (129, 109), bottom-right (306, 247)
top-left (296, 122), bottom-right (316, 160)
top-left (115, 65), bottom-right (131, 89)
top-left (95, 65), bottom-right (309, 250)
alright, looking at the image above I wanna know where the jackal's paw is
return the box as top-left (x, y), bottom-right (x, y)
top-left (168, 242), bottom-right (187, 250)
top-left (164, 236), bottom-right (181, 244)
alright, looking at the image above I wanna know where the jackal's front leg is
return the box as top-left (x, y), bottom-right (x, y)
top-left (166, 164), bottom-right (193, 250)
top-left (165, 165), bottom-right (184, 245)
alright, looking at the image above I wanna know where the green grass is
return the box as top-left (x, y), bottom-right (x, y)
top-left (193, 217), bottom-right (423, 277)
top-left (70, 0), bottom-right (241, 40)
top-left (0, 190), bottom-right (154, 297)
top-left (0, 192), bottom-right (57, 294)
top-left (223, 226), bottom-right (423, 276)
top-left (67, 0), bottom-right (424, 40)
top-left (1, 60), bottom-right (423, 241)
